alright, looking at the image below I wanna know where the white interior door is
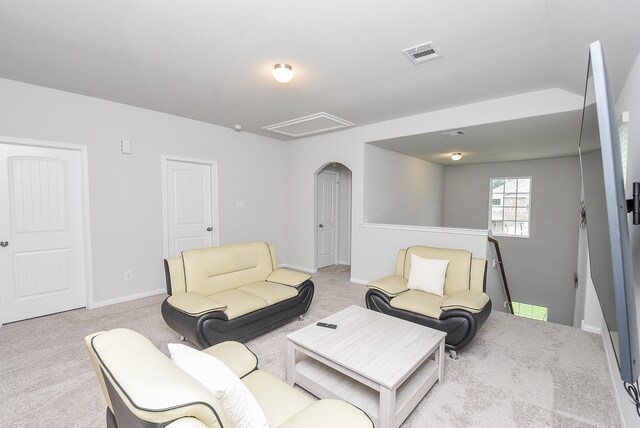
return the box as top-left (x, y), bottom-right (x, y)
top-left (317, 171), bottom-right (338, 268)
top-left (0, 143), bottom-right (86, 323)
top-left (164, 158), bottom-right (217, 258)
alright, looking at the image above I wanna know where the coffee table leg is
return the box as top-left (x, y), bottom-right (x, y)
top-left (287, 341), bottom-right (295, 386)
top-left (438, 339), bottom-right (445, 384)
top-left (379, 386), bottom-right (396, 428)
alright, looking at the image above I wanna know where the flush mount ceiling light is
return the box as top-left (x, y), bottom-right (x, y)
top-left (273, 63), bottom-right (293, 83)
top-left (451, 153), bottom-right (463, 161)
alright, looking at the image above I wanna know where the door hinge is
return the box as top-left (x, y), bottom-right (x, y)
top-left (573, 272), bottom-right (579, 288)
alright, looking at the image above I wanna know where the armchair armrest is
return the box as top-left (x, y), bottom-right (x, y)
top-left (202, 341), bottom-right (258, 378)
top-left (166, 292), bottom-right (227, 316)
top-left (367, 275), bottom-right (409, 297)
top-left (279, 399), bottom-right (373, 428)
top-left (267, 268), bottom-right (311, 288)
top-left (440, 290), bottom-right (490, 314)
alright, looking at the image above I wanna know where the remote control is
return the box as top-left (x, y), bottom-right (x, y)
top-left (316, 322), bottom-right (338, 329)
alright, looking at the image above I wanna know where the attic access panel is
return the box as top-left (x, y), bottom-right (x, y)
top-left (262, 112), bottom-right (355, 138)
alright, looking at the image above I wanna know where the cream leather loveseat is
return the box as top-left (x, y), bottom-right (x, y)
top-left (86, 329), bottom-right (373, 428)
top-left (162, 241), bottom-right (314, 348)
top-left (365, 245), bottom-right (492, 356)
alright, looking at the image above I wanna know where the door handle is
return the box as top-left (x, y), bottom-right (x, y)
top-left (206, 227), bottom-right (213, 232)
top-left (0, 241), bottom-right (8, 247)
top-left (319, 224), bottom-right (324, 228)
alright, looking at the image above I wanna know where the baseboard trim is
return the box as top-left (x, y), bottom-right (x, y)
top-left (350, 277), bottom-right (369, 285)
top-left (91, 288), bottom-right (166, 309)
top-left (338, 260), bottom-right (351, 266)
top-left (280, 264), bottom-right (317, 274)
top-left (581, 320), bottom-right (602, 334)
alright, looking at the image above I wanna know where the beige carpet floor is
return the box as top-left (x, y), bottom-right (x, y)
top-left (0, 265), bottom-right (620, 427)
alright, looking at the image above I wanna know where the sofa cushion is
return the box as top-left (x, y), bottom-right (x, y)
top-left (367, 275), bottom-right (408, 297)
top-left (279, 399), bottom-right (372, 428)
top-left (182, 241), bottom-right (275, 296)
top-left (242, 370), bottom-right (315, 427)
top-left (266, 268), bottom-right (311, 287)
top-left (169, 343), bottom-right (268, 428)
top-left (209, 289), bottom-right (269, 320)
top-left (404, 246), bottom-right (472, 295)
top-left (390, 289), bottom-right (445, 319)
top-left (407, 255), bottom-right (449, 297)
top-left (440, 290), bottom-right (490, 314)
top-left (166, 293), bottom-right (227, 316)
top-left (239, 281), bottom-right (299, 305)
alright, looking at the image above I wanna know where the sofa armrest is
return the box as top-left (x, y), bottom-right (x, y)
top-left (267, 268), bottom-right (311, 288)
top-left (440, 290), bottom-right (490, 314)
top-left (367, 275), bottom-right (409, 297)
top-left (166, 292), bottom-right (227, 316)
top-left (166, 418), bottom-right (209, 428)
top-left (279, 399), bottom-right (373, 428)
top-left (202, 341), bottom-right (258, 379)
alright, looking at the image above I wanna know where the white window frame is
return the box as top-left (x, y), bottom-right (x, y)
top-left (488, 176), bottom-right (532, 238)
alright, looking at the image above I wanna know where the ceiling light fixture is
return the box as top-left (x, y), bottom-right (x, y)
top-left (273, 63), bottom-right (293, 83)
top-left (451, 153), bottom-right (463, 161)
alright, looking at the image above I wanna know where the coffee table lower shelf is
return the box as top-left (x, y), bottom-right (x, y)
top-left (293, 355), bottom-right (440, 427)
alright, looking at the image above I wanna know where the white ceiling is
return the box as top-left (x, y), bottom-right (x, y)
top-left (368, 110), bottom-right (584, 166)
top-left (1, 1), bottom-right (639, 140)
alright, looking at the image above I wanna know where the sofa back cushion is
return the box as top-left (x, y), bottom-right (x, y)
top-left (85, 329), bottom-right (226, 428)
top-left (182, 241), bottom-right (275, 296)
top-left (402, 246), bottom-right (472, 295)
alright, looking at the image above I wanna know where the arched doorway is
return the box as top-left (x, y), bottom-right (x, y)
top-left (315, 162), bottom-right (352, 271)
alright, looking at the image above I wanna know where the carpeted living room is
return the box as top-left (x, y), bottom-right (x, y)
top-left (2, 1), bottom-right (640, 427)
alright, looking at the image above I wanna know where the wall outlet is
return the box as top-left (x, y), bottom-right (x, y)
top-left (124, 270), bottom-right (133, 281)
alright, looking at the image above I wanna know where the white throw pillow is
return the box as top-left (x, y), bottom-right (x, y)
top-left (407, 254), bottom-right (449, 296)
top-left (168, 343), bottom-right (269, 428)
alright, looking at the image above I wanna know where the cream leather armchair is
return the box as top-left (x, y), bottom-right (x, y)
top-left (86, 329), bottom-right (373, 428)
top-left (365, 245), bottom-right (492, 357)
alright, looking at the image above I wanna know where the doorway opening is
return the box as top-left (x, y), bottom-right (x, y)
top-left (315, 162), bottom-right (352, 272)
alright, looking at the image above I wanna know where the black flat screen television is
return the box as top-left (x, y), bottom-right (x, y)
top-left (579, 40), bottom-right (639, 384)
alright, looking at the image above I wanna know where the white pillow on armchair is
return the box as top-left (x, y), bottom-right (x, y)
top-left (407, 254), bottom-right (449, 297)
top-left (168, 343), bottom-right (269, 428)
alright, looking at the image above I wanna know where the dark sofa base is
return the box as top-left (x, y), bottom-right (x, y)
top-left (162, 280), bottom-right (315, 348)
top-left (365, 289), bottom-right (492, 352)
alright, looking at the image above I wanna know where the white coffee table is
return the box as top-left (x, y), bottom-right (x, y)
top-left (286, 305), bottom-right (446, 428)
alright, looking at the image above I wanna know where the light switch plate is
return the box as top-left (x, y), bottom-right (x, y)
top-left (121, 139), bottom-right (131, 154)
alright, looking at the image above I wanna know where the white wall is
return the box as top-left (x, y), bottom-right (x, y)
top-left (364, 145), bottom-right (445, 226)
top-left (284, 88), bottom-right (583, 284)
top-left (0, 78), bottom-right (286, 306)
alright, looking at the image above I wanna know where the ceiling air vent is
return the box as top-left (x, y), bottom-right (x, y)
top-left (402, 42), bottom-right (441, 64)
top-left (441, 130), bottom-right (465, 137)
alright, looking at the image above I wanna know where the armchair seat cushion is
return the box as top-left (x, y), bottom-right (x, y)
top-left (440, 290), bottom-right (490, 314)
top-left (389, 289), bottom-right (444, 319)
top-left (238, 281), bottom-right (299, 305)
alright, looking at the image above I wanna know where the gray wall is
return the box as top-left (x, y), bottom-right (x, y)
top-left (363, 144), bottom-right (445, 226)
top-left (443, 156), bottom-right (581, 325)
